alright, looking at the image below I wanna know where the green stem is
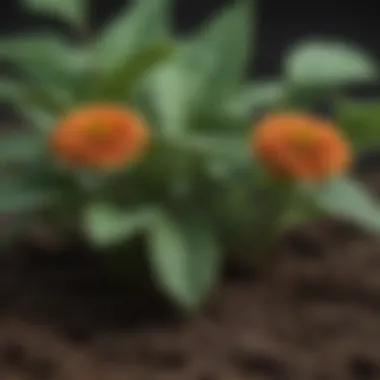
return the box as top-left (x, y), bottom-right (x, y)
top-left (253, 178), bottom-right (296, 266)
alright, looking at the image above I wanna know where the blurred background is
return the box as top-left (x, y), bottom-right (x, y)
top-left (1, 0), bottom-right (379, 78)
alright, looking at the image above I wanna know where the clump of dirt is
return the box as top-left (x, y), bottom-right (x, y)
top-left (2, 182), bottom-right (380, 379)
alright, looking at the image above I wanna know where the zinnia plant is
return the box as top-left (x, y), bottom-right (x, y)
top-left (0, 0), bottom-right (174, 235)
top-left (214, 109), bottom-right (380, 270)
top-left (1, 0), bottom-right (380, 312)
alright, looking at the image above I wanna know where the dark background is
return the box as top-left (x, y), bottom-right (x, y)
top-left (0, 0), bottom-right (378, 77)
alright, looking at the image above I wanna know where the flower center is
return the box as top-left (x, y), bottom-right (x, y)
top-left (86, 122), bottom-right (109, 141)
top-left (291, 130), bottom-right (315, 151)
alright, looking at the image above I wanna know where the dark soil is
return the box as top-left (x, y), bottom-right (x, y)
top-left (2, 174), bottom-right (380, 379)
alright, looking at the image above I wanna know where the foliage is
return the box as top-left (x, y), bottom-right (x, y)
top-left (1, 0), bottom-right (380, 312)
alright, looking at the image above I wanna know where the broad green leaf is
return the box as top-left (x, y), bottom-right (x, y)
top-left (146, 0), bottom-right (255, 131)
top-left (224, 80), bottom-right (287, 122)
top-left (145, 59), bottom-right (198, 135)
top-left (83, 203), bottom-right (154, 247)
top-left (0, 178), bottom-right (57, 213)
top-left (0, 35), bottom-right (88, 86)
top-left (0, 80), bottom-right (29, 104)
top-left (148, 210), bottom-right (220, 311)
top-left (173, 133), bottom-right (249, 162)
top-left (95, 0), bottom-right (172, 72)
top-left (304, 176), bottom-right (380, 233)
top-left (22, 0), bottom-right (87, 29)
top-left (335, 99), bottom-right (380, 151)
top-left (0, 79), bottom-right (66, 121)
top-left (19, 107), bottom-right (56, 133)
top-left (183, 0), bottom-right (255, 105)
top-left (93, 40), bottom-right (175, 101)
top-left (285, 40), bottom-right (378, 85)
top-left (0, 131), bottom-right (44, 163)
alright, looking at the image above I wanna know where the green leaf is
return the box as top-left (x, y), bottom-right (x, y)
top-left (20, 108), bottom-right (56, 133)
top-left (0, 131), bottom-right (44, 163)
top-left (0, 79), bottom-right (65, 123)
top-left (144, 59), bottom-right (198, 136)
top-left (334, 99), bottom-right (380, 151)
top-left (184, 0), bottom-right (255, 105)
top-left (304, 176), bottom-right (380, 233)
top-left (83, 203), bottom-right (154, 248)
top-left (0, 178), bottom-right (57, 213)
top-left (0, 35), bottom-right (88, 86)
top-left (146, 0), bottom-right (255, 133)
top-left (148, 210), bottom-right (220, 311)
top-left (0, 80), bottom-right (56, 131)
top-left (93, 40), bottom-right (175, 101)
top-left (284, 40), bottom-right (378, 86)
top-left (22, 0), bottom-right (87, 29)
top-left (0, 35), bottom-right (86, 112)
top-left (95, 0), bottom-right (172, 73)
top-left (172, 133), bottom-right (248, 162)
top-left (0, 80), bottom-right (29, 104)
top-left (224, 80), bottom-right (286, 122)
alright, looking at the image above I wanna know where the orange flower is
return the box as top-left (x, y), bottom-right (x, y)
top-left (251, 112), bottom-right (351, 181)
top-left (51, 104), bottom-right (149, 168)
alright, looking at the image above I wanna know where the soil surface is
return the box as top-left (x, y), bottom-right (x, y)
top-left (2, 173), bottom-right (380, 379)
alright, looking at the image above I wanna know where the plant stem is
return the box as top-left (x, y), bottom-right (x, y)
top-left (253, 178), bottom-right (296, 266)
